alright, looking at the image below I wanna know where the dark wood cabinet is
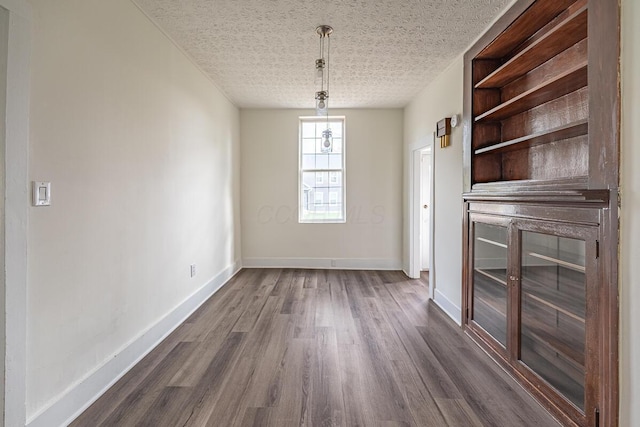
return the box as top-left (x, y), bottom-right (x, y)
top-left (466, 202), bottom-right (602, 425)
top-left (462, 0), bottom-right (619, 426)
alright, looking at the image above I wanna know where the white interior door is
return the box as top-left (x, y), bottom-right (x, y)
top-left (420, 151), bottom-right (431, 270)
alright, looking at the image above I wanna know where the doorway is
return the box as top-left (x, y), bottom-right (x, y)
top-left (420, 149), bottom-right (431, 272)
top-left (408, 134), bottom-right (435, 299)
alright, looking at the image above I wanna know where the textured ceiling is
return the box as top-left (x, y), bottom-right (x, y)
top-left (132, 0), bottom-right (511, 109)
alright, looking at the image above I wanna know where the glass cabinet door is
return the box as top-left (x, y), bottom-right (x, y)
top-left (519, 231), bottom-right (586, 411)
top-left (472, 222), bottom-right (508, 347)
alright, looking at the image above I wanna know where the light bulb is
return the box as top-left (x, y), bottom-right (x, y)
top-left (321, 129), bottom-right (333, 153)
top-left (316, 99), bottom-right (328, 116)
top-left (315, 91), bottom-right (328, 116)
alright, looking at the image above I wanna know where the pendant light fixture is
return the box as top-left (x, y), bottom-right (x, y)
top-left (315, 25), bottom-right (333, 153)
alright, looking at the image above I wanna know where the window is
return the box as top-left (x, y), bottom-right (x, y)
top-left (299, 117), bottom-right (345, 223)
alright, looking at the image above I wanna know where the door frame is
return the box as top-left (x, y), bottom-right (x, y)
top-left (408, 133), bottom-right (435, 299)
top-left (1, 1), bottom-right (30, 426)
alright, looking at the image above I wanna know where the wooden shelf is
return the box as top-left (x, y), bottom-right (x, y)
top-left (476, 0), bottom-right (577, 59)
top-left (471, 176), bottom-right (589, 192)
top-left (523, 240), bottom-right (587, 272)
top-left (526, 252), bottom-right (585, 272)
top-left (476, 237), bottom-right (507, 249)
top-left (520, 332), bottom-right (585, 408)
top-left (476, 7), bottom-right (587, 89)
top-left (522, 315), bottom-right (585, 367)
top-left (474, 272), bottom-right (508, 317)
top-left (475, 294), bottom-right (507, 318)
top-left (475, 119), bottom-right (588, 155)
top-left (475, 269), bottom-right (507, 286)
top-left (475, 61), bottom-right (587, 123)
top-left (522, 277), bottom-right (585, 321)
top-left (523, 290), bottom-right (584, 323)
top-left (474, 273), bottom-right (508, 335)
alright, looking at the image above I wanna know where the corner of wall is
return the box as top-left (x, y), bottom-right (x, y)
top-left (1, 1), bottom-right (32, 425)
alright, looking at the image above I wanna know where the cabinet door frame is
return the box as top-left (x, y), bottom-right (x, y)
top-left (511, 218), bottom-right (600, 426)
top-left (466, 212), bottom-right (513, 358)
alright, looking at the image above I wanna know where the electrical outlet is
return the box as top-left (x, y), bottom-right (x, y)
top-left (190, 264), bottom-right (196, 278)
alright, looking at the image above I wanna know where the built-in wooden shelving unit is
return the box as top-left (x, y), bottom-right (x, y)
top-left (462, 0), bottom-right (620, 425)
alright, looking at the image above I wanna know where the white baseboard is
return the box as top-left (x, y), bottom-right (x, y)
top-left (26, 261), bottom-right (242, 427)
top-left (434, 288), bottom-right (462, 326)
top-left (242, 257), bottom-right (401, 270)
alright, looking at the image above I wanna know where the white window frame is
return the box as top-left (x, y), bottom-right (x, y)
top-left (298, 116), bottom-right (346, 223)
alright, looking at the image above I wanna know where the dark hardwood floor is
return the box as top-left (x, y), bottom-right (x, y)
top-left (72, 269), bottom-right (560, 427)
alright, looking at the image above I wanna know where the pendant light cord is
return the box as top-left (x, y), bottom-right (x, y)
top-left (326, 34), bottom-right (330, 126)
top-left (320, 34), bottom-right (325, 93)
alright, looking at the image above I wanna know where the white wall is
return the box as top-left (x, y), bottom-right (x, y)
top-left (403, 57), bottom-right (464, 321)
top-left (619, 0), bottom-right (639, 424)
top-left (26, 0), bottom-right (240, 422)
top-left (241, 109), bottom-right (403, 270)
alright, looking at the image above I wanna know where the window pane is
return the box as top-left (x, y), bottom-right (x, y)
top-left (472, 223), bottom-right (508, 347)
top-left (302, 154), bottom-right (316, 169)
top-left (520, 232), bottom-right (586, 411)
top-left (329, 153), bottom-right (342, 169)
top-left (302, 139), bottom-right (316, 154)
top-left (328, 122), bottom-right (342, 137)
top-left (329, 191), bottom-right (338, 205)
top-left (332, 138), bottom-right (343, 153)
top-left (329, 171), bottom-right (342, 187)
top-left (302, 122), bottom-right (316, 138)
top-left (300, 171), bottom-right (343, 222)
top-left (315, 154), bottom-right (329, 169)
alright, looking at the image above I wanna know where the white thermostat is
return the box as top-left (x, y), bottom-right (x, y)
top-left (32, 181), bottom-right (51, 206)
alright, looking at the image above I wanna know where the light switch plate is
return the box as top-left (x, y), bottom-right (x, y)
top-left (32, 181), bottom-right (51, 206)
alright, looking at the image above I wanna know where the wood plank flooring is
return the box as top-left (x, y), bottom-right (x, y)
top-left (72, 269), bottom-right (560, 427)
